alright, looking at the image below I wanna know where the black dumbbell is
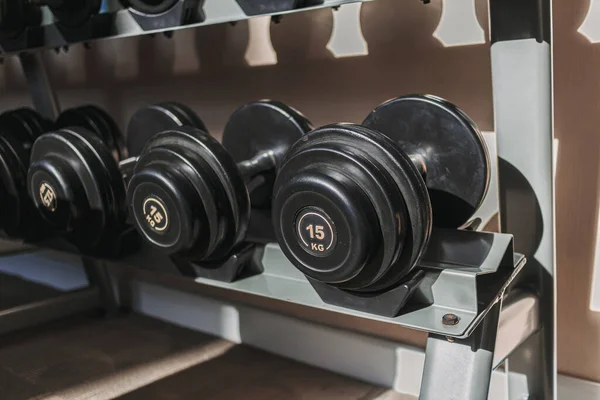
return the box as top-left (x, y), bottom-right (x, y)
top-left (0, 108), bottom-right (52, 239)
top-left (126, 100), bottom-right (311, 262)
top-left (0, 1), bottom-right (42, 39)
top-left (272, 95), bottom-right (489, 292)
top-left (27, 105), bottom-right (133, 256)
top-left (26, 0), bottom-right (101, 28)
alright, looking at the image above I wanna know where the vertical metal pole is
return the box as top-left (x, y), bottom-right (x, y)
top-left (420, 300), bottom-right (503, 400)
top-left (489, 0), bottom-right (555, 398)
top-left (82, 257), bottom-right (120, 314)
top-left (19, 51), bottom-right (60, 120)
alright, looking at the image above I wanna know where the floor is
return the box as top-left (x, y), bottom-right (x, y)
top-left (0, 312), bottom-right (412, 400)
top-left (0, 273), bottom-right (62, 309)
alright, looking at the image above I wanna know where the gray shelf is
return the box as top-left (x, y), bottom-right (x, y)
top-left (120, 230), bottom-right (526, 339)
top-left (193, 242), bottom-right (525, 339)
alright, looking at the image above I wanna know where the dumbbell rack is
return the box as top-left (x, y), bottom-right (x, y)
top-left (0, 0), bottom-right (366, 53)
top-left (0, 1), bottom-right (555, 399)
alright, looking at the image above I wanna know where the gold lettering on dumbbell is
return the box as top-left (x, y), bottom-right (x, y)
top-left (39, 182), bottom-right (57, 212)
top-left (305, 224), bottom-right (325, 240)
top-left (143, 196), bottom-right (169, 233)
top-left (311, 243), bottom-right (325, 252)
top-left (297, 211), bottom-right (336, 256)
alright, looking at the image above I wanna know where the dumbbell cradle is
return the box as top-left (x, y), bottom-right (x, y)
top-left (273, 95), bottom-right (490, 296)
top-left (127, 101), bottom-right (311, 279)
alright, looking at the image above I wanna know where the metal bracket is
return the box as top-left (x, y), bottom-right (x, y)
top-left (420, 299), bottom-right (502, 400)
top-left (82, 257), bottom-right (120, 314)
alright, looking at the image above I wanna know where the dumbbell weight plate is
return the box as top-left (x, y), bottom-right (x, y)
top-left (222, 100), bottom-right (312, 209)
top-left (0, 131), bottom-right (36, 239)
top-left (1, 108), bottom-right (52, 144)
top-left (57, 106), bottom-right (127, 161)
top-left (126, 102), bottom-right (207, 157)
top-left (342, 124), bottom-right (431, 292)
top-left (0, 109), bottom-right (51, 239)
top-left (163, 102), bottom-right (207, 132)
top-left (28, 128), bottom-right (126, 252)
top-left (363, 95), bottom-right (490, 228)
top-left (128, 127), bottom-right (249, 260)
top-left (0, 131), bottom-right (31, 232)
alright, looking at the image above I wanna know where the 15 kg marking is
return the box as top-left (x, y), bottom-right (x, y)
top-left (306, 224), bottom-right (326, 251)
top-left (143, 197), bottom-right (169, 233)
top-left (296, 209), bottom-right (336, 256)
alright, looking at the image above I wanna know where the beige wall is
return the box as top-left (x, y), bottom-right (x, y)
top-left (554, 0), bottom-right (600, 383)
top-left (1, 0), bottom-right (598, 382)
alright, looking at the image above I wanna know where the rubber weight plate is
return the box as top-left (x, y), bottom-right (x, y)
top-left (126, 102), bottom-right (207, 158)
top-left (363, 95), bottom-right (490, 228)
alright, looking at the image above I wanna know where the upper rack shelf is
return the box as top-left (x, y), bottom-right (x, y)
top-left (0, 0), bottom-right (368, 55)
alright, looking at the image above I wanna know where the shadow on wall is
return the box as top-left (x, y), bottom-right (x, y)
top-left (554, 0), bottom-right (600, 382)
top-left (0, 0), bottom-right (493, 140)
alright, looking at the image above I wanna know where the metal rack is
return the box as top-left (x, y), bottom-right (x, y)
top-left (0, 0), bottom-right (366, 54)
top-left (0, 0), bottom-right (555, 399)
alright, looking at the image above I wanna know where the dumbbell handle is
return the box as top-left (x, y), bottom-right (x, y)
top-left (237, 150), bottom-right (276, 182)
top-left (119, 156), bottom-right (138, 185)
top-left (240, 149), bottom-right (421, 197)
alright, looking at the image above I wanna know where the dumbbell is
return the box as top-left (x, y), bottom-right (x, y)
top-left (0, 108), bottom-right (52, 239)
top-left (27, 105), bottom-right (133, 256)
top-left (0, 1), bottom-right (42, 39)
top-left (272, 95), bottom-right (489, 292)
top-left (126, 100), bottom-right (311, 262)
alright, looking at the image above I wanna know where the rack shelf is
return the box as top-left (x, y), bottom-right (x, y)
top-left (0, 0), bottom-right (367, 54)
